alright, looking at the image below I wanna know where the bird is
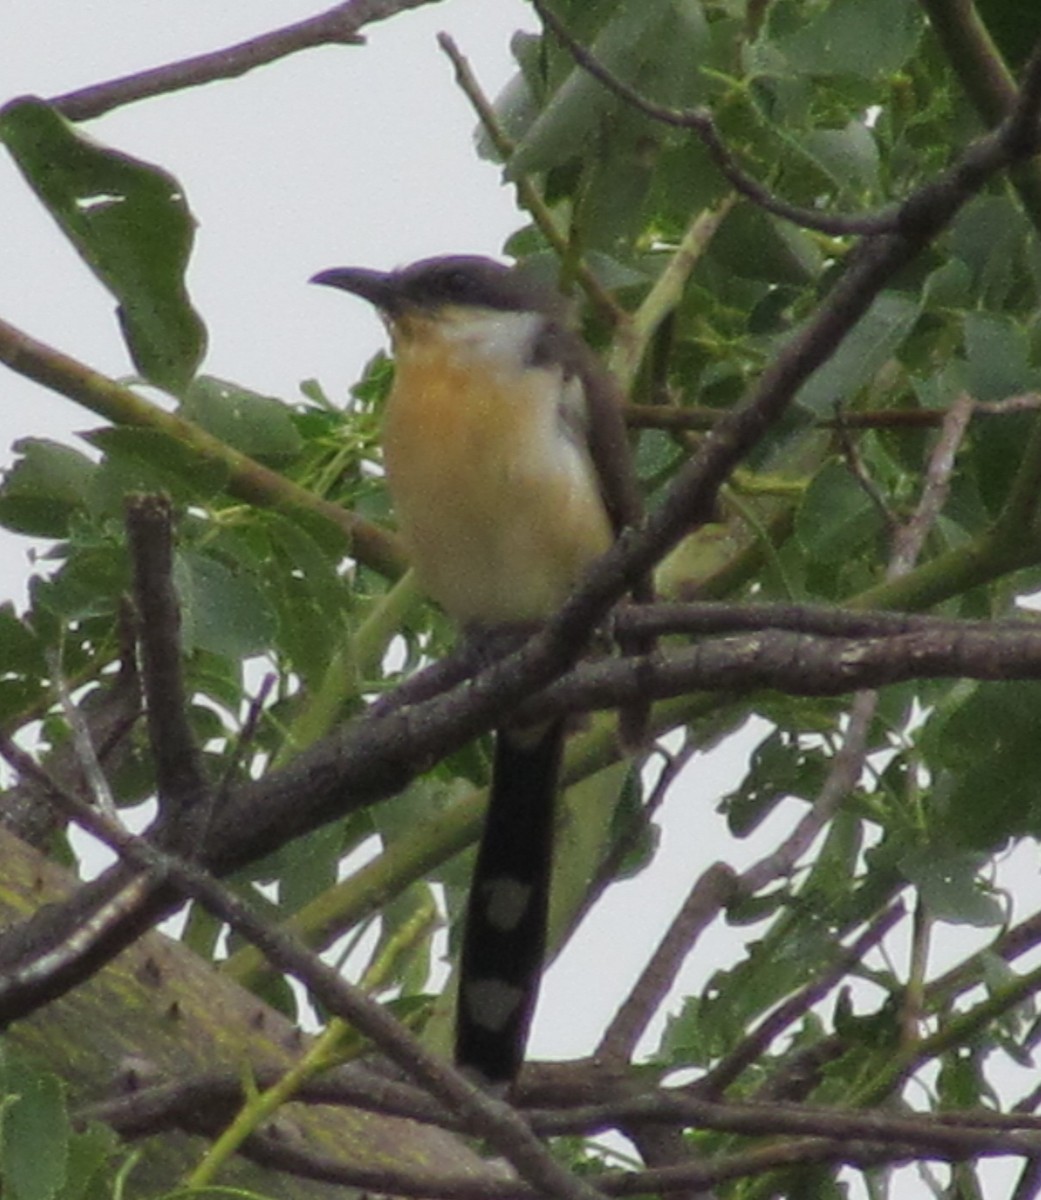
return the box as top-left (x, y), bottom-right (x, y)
top-left (313, 254), bottom-right (641, 1084)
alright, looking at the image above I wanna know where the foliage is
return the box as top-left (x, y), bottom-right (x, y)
top-left (3, 0), bottom-right (1041, 1197)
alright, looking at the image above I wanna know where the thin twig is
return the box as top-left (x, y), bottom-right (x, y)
top-left (699, 902), bottom-right (906, 1096)
top-left (831, 410), bottom-right (900, 533)
top-left (1012, 1158), bottom-right (1041, 1200)
top-left (745, 691), bottom-right (879, 899)
top-left (622, 392), bottom-right (1041, 432)
top-left (48, 0), bottom-right (441, 122)
top-left (436, 33), bottom-right (624, 327)
top-left (888, 391), bottom-right (974, 577)
top-left (597, 863), bottom-right (737, 1064)
top-left (46, 647), bottom-right (120, 821)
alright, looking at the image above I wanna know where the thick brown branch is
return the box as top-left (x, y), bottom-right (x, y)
top-left (529, 620), bottom-right (1041, 720)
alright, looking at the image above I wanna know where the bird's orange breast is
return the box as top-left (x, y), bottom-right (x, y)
top-left (382, 328), bottom-right (613, 625)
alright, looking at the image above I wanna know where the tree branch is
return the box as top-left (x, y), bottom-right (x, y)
top-left (125, 494), bottom-right (208, 831)
top-left (0, 747), bottom-right (609, 1200)
top-left (48, 0), bottom-right (443, 122)
top-left (919, 0), bottom-right (1041, 235)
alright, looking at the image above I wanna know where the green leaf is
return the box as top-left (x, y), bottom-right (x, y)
top-left (931, 682), bottom-right (1041, 848)
top-left (711, 204), bottom-right (823, 286)
top-left (277, 823), bottom-right (345, 915)
top-left (797, 120), bottom-right (880, 196)
top-left (35, 546), bottom-right (128, 622)
top-left (175, 550), bottom-right (278, 659)
top-left (899, 849), bottom-right (1005, 927)
top-left (795, 461), bottom-right (885, 564)
top-left (0, 1062), bottom-right (69, 1200)
top-left (796, 291), bottom-right (921, 413)
top-left (59, 1125), bottom-right (116, 1200)
top-left (84, 427), bottom-right (229, 511)
top-left (508, 2), bottom-right (667, 176)
top-left (180, 376), bottom-right (303, 462)
top-left (722, 729), bottom-right (827, 836)
top-left (266, 513), bottom-right (350, 623)
top-left (963, 311), bottom-right (1041, 402)
top-left (0, 605), bottom-right (45, 674)
top-left (949, 194), bottom-right (1033, 305)
top-left (936, 1047), bottom-right (985, 1110)
top-left (0, 679), bottom-right (48, 726)
top-left (775, 0), bottom-right (921, 79)
top-left (0, 438), bottom-right (96, 537)
top-left (0, 97), bottom-right (206, 393)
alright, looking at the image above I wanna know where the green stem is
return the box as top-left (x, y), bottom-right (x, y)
top-left (607, 195), bottom-right (736, 388)
top-left (848, 531), bottom-right (1035, 612)
top-left (994, 410), bottom-right (1041, 542)
top-left (191, 897), bottom-right (437, 1187)
top-left (222, 787), bottom-right (486, 990)
top-left (275, 570), bottom-right (421, 763)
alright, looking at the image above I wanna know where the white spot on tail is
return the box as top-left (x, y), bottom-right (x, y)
top-left (462, 978), bottom-right (525, 1032)
top-left (478, 877), bottom-right (533, 931)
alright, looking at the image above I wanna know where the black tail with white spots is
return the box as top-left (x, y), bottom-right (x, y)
top-left (454, 719), bottom-right (565, 1084)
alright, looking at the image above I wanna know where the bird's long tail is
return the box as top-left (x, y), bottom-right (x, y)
top-left (455, 718), bottom-right (565, 1084)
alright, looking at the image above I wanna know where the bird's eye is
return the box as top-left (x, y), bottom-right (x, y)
top-left (442, 269), bottom-right (474, 297)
